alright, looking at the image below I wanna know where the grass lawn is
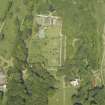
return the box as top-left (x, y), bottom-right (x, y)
top-left (28, 18), bottom-right (62, 67)
top-left (0, 0), bottom-right (28, 57)
top-left (0, 17), bottom-right (17, 59)
top-left (49, 88), bottom-right (64, 105)
top-left (48, 76), bottom-right (77, 105)
top-left (0, 0), bottom-right (28, 69)
top-left (0, 0), bottom-right (8, 20)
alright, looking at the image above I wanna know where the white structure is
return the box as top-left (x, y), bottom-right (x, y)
top-left (70, 79), bottom-right (80, 87)
top-left (1, 85), bottom-right (6, 92)
top-left (0, 71), bottom-right (6, 91)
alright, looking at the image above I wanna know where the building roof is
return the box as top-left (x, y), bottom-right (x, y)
top-left (70, 79), bottom-right (80, 87)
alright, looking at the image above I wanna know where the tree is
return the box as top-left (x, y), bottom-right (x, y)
top-left (6, 17), bottom-right (28, 105)
top-left (0, 33), bottom-right (4, 40)
top-left (89, 86), bottom-right (105, 105)
top-left (24, 63), bottom-right (56, 105)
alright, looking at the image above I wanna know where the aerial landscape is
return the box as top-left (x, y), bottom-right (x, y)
top-left (0, 0), bottom-right (105, 105)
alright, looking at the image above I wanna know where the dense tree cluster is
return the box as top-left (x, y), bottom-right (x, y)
top-left (72, 86), bottom-right (105, 105)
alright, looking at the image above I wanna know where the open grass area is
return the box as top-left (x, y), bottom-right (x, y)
top-left (28, 16), bottom-right (62, 67)
top-left (0, 0), bottom-right (28, 66)
top-left (48, 76), bottom-right (77, 105)
top-left (0, 18), bottom-right (17, 59)
top-left (0, 0), bottom-right (8, 19)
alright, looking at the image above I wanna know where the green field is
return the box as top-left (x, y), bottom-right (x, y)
top-left (48, 75), bottom-right (77, 105)
top-left (0, 0), bottom-right (105, 105)
top-left (28, 16), bottom-right (62, 67)
top-left (0, 0), bottom-right (28, 60)
top-left (28, 14), bottom-right (77, 105)
top-left (0, 18), bottom-right (17, 58)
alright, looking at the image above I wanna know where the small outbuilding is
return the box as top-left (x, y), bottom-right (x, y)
top-left (0, 70), bottom-right (6, 92)
top-left (70, 79), bottom-right (80, 87)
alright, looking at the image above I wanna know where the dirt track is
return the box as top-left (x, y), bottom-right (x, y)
top-left (100, 24), bottom-right (105, 85)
